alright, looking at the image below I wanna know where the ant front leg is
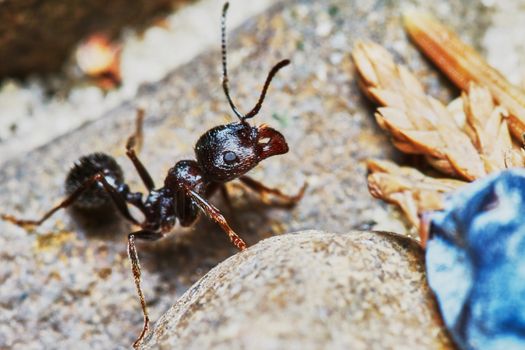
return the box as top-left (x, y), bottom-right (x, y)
top-left (125, 109), bottom-right (155, 191)
top-left (239, 176), bottom-right (307, 208)
top-left (1, 173), bottom-right (139, 228)
top-left (186, 189), bottom-right (247, 251)
top-left (127, 230), bottom-right (164, 348)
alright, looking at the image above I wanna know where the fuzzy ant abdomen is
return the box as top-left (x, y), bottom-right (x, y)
top-left (65, 152), bottom-right (124, 210)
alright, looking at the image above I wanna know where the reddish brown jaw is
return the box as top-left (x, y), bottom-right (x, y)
top-left (257, 124), bottom-right (289, 160)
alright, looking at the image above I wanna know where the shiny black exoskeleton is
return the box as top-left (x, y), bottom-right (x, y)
top-left (0, 3), bottom-right (305, 348)
top-left (65, 152), bottom-right (124, 210)
top-left (56, 116), bottom-right (291, 238)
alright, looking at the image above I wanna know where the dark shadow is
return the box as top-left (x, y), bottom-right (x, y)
top-left (67, 204), bottom-right (131, 242)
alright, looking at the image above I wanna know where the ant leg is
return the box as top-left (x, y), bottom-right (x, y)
top-left (1, 173), bottom-right (139, 228)
top-left (126, 110), bottom-right (155, 191)
top-left (186, 189), bottom-right (247, 251)
top-left (219, 185), bottom-right (235, 213)
top-left (94, 174), bottom-right (141, 224)
top-left (128, 108), bottom-right (145, 153)
top-left (127, 230), bottom-right (164, 348)
top-left (126, 144), bottom-right (155, 191)
top-left (239, 176), bottom-right (307, 208)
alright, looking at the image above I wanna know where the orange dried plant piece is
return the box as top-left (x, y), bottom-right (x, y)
top-left (353, 41), bottom-right (486, 180)
top-left (353, 15), bottom-right (525, 232)
top-left (461, 84), bottom-right (525, 171)
top-left (353, 41), bottom-right (525, 230)
top-left (404, 12), bottom-right (525, 139)
top-left (367, 159), bottom-right (466, 229)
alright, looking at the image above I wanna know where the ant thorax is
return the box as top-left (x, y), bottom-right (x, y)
top-left (164, 160), bottom-right (206, 193)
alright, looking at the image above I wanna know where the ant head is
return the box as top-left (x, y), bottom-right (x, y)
top-left (195, 121), bottom-right (288, 182)
top-left (196, 2), bottom-right (291, 182)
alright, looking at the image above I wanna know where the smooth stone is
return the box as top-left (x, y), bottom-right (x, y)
top-left (141, 230), bottom-right (453, 349)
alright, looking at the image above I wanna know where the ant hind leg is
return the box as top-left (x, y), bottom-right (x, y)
top-left (1, 172), bottom-right (139, 229)
top-left (127, 230), bottom-right (164, 348)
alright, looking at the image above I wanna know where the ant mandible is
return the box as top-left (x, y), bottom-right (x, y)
top-left (1, 2), bottom-right (305, 348)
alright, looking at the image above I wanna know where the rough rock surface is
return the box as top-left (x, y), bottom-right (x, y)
top-left (140, 230), bottom-right (452, 349)
top-left (0, 0), bottom-right (503, 348)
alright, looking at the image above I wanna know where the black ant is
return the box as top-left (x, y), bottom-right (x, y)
top-left (1, 2), bottom-right (305, 348)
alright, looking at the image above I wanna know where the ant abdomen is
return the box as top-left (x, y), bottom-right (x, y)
top-left (65, 153), bottom-right (124, 210)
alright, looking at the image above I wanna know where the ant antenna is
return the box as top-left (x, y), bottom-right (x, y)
top-left (243, 59), bottom-right (290, 120)
top-left (221, 2), bottom-right (291, 123)
top-left (221, 2), bottom-right (243, 121)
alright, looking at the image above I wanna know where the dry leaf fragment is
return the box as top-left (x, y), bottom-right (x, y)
top-left (353, 28), bottom-right (525, 231)
top-left (367, 159), bottom-right (466, 229)
top-left (404, 11), bottom-right (525, 139)
top-left (461, 84), bottom-right (524, 172)
top-left (353, 40), bottom-right (486, 180)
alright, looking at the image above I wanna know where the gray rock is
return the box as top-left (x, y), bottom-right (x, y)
top-left (140, 230), bottom-right (453, 350)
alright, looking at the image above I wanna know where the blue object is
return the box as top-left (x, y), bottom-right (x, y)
top-left (427, 169), bottom-right (525, 350)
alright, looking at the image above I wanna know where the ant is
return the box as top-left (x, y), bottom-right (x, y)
top-left (1, 2), bottom-right (305, 348)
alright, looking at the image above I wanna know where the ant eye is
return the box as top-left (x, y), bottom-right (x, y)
top-left (223, 151), bottom-right (238, 165)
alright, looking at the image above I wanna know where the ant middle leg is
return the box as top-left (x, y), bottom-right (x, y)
top-left (239, 176), bottom-right (307, 208)
top-left (125, 109), bottom-right (155, 191)
top-left (1, 173), bottom-right (139, 228)
top-left (127, 229), bottom-right (164, 348)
